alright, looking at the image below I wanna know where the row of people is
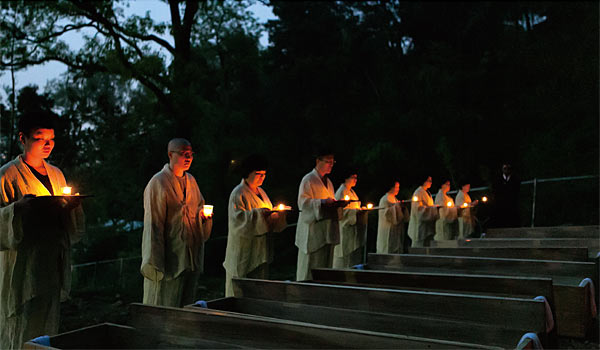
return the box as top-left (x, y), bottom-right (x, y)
top-left (0, 111), bottom-right (481, 348)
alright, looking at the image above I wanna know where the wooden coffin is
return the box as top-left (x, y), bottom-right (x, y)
top-left (310, 267), bottom-right (556, 307)
top-left (22, 322), bottom-right (228, 349)
top-left (368, 253), bottom-right (598, 338)
top-left (224, 277), bottom-right (548, 349)
top-left (409, 247), bottom-right (590, 261)
top-left (485, 225), bottom-right (600, 239)
top-left (128, 302), bottom-right (473, 349)
top-left (25, 303), bottom-right (494, 349)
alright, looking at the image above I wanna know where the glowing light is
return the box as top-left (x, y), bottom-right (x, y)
top-left (482, 196), bottom-right (488, 202)
top-left (203, 205), bottom-right (213, 217)
top-left (61, 187), bottom-right (72, 195)
top-left (344, 195), bottom-right (350, 201)
top-left (446, 201), bottom-right (452, 207)
top-left (412, 196), bottom-right (418, 202)
top-left (278, 204), bottom-right (285, 210)
top-left (367, 203), bottom-right (373, 209)
top-left (462, 203), bottom-right (468, 208)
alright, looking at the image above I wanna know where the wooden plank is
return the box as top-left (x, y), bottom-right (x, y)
top-left (128, 302), bottom-right (482, 349)
top-left (231, 278), bottom-right (547, 347)
top-left (486, 225), bottom-right (599, 239)
top-left (430, 238), bottom-right (600, 250)
top-left (368, 253), bottom-right (598, 338)
top-left (409, 246), bottom-right (590, 261)
top-left (186, 296), bottom-right (519, 349)
top-left (22, 323), bottom-right (234, 349)
top-left (368, 254), bottom-right (598, 283)
top-left (311, 268), bottom-right (556, 307)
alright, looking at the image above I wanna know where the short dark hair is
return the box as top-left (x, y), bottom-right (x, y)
top-left (458, 178), bottom-right (471, 188)
top-left (241, 154), bottom-right (269, 179)
top-left (382, 177), bottom-right (400, 193)
top-left (18, 110), bottom-right (58, 137)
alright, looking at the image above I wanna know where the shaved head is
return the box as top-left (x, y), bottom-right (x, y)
top-left (168, 138), bottom-right (191, 152)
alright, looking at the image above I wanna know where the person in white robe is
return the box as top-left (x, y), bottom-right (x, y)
top-left (455, 181), bottom-right (478, 239)
top-left (333, 170), bottom-right (366, 268)
top-left (377, 180), bottom-right (409, 254)
top-left (0, 111), bottom-right (85, 349)
top-left (223, 155), bottom-right (287, 297)
top-left (434, 179), bottom-right (458, 240)
top-left (407, 176), bottom-right (439, 247)
top-left (141, 138), bottom-right (212, 307)
top-left (295, 151), bottom-right (343, 281)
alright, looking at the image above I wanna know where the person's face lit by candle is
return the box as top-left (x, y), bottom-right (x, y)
top-left (389, 182), bottom-right (400, 196)
top-left (345, 174), bottom-right (357, 189)
top-left (246, 170), bottom-right (267, 189)
top-left (168, 140), bottom-right (194, 177)
top-left (423, 176), bottom-right (433, 190)
top-left (316, 155), bottom-right (335, 176)
top-left (20, 128), bottom-right (55, 161)
top-left (461, 183), bottom-right (470, 193)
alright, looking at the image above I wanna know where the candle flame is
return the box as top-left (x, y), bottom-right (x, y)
top-left (344, 195), bottom-right (350, 201)
top-left (412, 196), bottom-right (418, 202)
top-left (277, 204), bottom-right (285, 211)
top-left (366, 203), bottom-right (373, 209)
top-left (446, 201), bottom-right (452, 207)
top-left (462, 203), bottom-right (468, 208)
top-left (482, 196), bottom-right (488, 202)
top-left (61, 187), bottom-right (72, 195)
top-left (203, 205), bottom-right (213, 217)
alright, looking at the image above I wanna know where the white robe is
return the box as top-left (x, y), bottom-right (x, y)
top-left (455, 190), bottom-right (474, 239)
top-left (223, 180), bottom-right (286, 282)
top-left (333, 184), bottom-right (366, 265)
top-left (377, 193), bottom-right (408, 253)
top-left (141, 164), bottom-right (212, 305)
top-left (0, 155), bottom-right (85, 349)
top-left (295, 169), bottom-right (340, 254)
top-left (407, 186), bottom-right (438, 244)
top-left (434, 190), bottom-right (458, 240)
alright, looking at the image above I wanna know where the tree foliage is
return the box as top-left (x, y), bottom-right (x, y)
top-left (0, 1), bottom-right (597, 257)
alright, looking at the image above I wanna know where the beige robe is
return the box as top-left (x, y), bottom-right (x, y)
top-left (0, 155), bottom-right (85, 349)
top-left (376, 193), bottom-right (409, 253)
top-left (407, 186), bottom-right (438, 246)
top-left (455, 190), bottom-right (474, 239)
top-left (295, 169), bottom-right (340, 280)
top-left (223, 180), bottom-right (286, 296)
top-left (141, 164), bottom-right (212, 307)
top-left (434, 190), bottom-right (458, 240)
top-left (333, 184), bottom-right (366, 268)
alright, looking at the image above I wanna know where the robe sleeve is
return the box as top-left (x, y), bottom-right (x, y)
top-left (414, 200), bottom-right (437, 222)
top-left (141, 179), bottom-right (167, 282)
top-left (298, 178), bottom-right (323, 221)
top-left (383, 200), bottom-right (399, 226)
top-left (341, 208), bottom-right (358, 226)
top-left (196, 194), bottom-right (212, 243)
top-left (269, 212), bottom-right (288, 233)
top-left (230, 193), bottom-right (270, 238)
top-left (0, 177), bottom-right (23, 251)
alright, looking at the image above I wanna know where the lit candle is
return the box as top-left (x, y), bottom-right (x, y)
top-left (61, 187), bottom-right (72, 195)
top-left (344, 195), bottom-right (350, 201)
top-left (482, 196), bottom-right (488, 202)
top-left (366, 203), bottom-right (373, 209)
top-left (278, 204), bottom-right (285, 211)
top-left (203, 205), bottom-right (213, 217)
top-left (462, 203), bottom-right (468, 208)
top-left (412, 196), bottom-right (418, 202)
top-left (446, 201), bottom-right (452, 207)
